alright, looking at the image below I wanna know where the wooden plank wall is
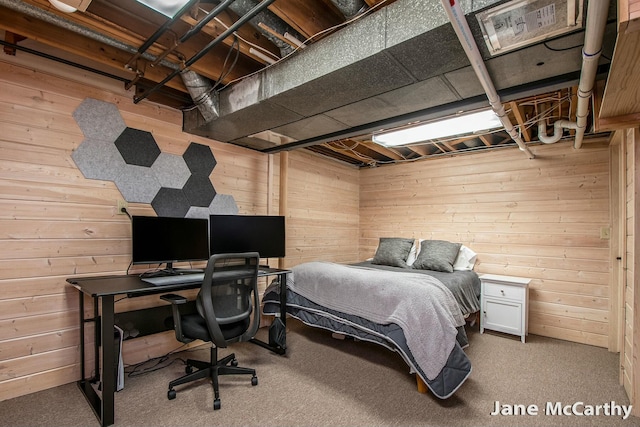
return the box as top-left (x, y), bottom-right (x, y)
top-left (284, 151), bottom-right (360, 267)
top-left (359, 141), bottom-right (612, 348)
top-left (622, 127), bottom-right (639, 403)
top-left (0, 56), bottom-right (360, 401)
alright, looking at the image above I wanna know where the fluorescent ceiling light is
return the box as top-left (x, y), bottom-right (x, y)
top-left (372, 109), bottom-right (503, 147)
top-left (135, 0), bottom-right (190, 17)
top-left (48, 0), bottom-right (77, 13)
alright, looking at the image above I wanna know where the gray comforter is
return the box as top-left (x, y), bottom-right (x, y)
top-left (263, 261), bottom-right (474, 398)
top-left (289, 261), bottom-right (465, 380)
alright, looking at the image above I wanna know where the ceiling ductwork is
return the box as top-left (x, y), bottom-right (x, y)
top-left (329, 0), bottom-right (369, 19)
top-left (227, 0), bottom-right (305, 57)
top-left (182, 0), bottom-right (617, 154)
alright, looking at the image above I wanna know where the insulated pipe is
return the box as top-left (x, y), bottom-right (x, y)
top-left (329, 0), bottom-right (368, 19)
top-left (440, 0), bottom-right (535, 159)
top-left (181, 70), bottom-right (220, 122)
top-left (574, 0), bottom-right (610, 149)
top-left (538, 119), bottom-right (579, 144)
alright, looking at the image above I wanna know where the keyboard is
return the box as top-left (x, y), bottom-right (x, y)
top-left (141, 273), bottom-right (204, 286)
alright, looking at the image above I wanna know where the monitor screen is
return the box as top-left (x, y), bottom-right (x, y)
top-left (209, 215), bottom-right (285, 259)
top-left (131, 216), bottom-right (209, 267)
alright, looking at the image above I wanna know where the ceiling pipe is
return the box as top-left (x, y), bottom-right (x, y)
top-left (0, 0), bottom-right (181, 71)
top-left (125, 0), bottom-right (201, 70)
top-left (536, 0), bottom-right (610, 148)
top-left (574, 0), bottom-right (610, 149)
top-left (538, 119), bottom-right (578, 144)
top-left (133, 0), bottom-right (275, 104)
top-left (150, 0), bottom-right (237, 67)
top-left (227, 0), bottom-right (302, 57)
top-left (440, 0), bottom-right (535, 159)
top-left (538, 0), bottom-right (609, 149)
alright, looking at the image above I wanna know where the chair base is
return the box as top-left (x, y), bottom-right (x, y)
top-left (167, 346), bottom-right (257, 410)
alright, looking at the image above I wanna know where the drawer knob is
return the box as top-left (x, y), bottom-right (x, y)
top-left (500, 289), bottom-right (505, 295)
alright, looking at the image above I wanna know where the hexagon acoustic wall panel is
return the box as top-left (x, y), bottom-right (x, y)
top-left (72, 98), bottom-right (238, 218)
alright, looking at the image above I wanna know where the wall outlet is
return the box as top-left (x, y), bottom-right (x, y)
top-left (117, 199), bottom-right (128, 214)
top-left (600, 227), bottom-right (610, 240)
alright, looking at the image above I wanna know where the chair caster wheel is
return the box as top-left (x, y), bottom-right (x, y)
top-left (214, 399), bottom-right (221, 410)
top-left (185, 365), bottom-right (193, 374)
top-left (251, 376), bottom-right (258, 386)
top-left (231, 359), bottom-right (238, 367)
top-left (168, 389), bottom-right (176, 400)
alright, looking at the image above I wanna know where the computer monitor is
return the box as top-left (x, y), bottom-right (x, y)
top-left (209, 215), bottom-right (285, 259)
top-left (131, 216), bottom-right (209, 274)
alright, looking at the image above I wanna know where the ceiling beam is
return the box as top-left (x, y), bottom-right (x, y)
top-left (269, 0), bottom-right (345, 40)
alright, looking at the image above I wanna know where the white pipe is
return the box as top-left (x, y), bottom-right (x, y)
top-left (574, 0), bottom-right (610, 149)
top-left (440, 0), bottom-right (535, 159)
top-left (538, 119), bottom-right (579, 144)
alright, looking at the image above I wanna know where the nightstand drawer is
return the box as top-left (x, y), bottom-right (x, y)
top-left (483, 281), bottom-right (525, 300)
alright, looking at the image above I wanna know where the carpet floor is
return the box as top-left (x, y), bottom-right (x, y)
top-left (0, 318), bottom-right (638, 427)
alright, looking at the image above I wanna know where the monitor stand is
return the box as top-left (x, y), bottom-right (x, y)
top-left (140, 262), bottom-right (203, 278)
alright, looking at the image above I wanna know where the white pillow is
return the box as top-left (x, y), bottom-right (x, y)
top-left (405, 239), bottom-right (420, 266)
top-left (453, 245), bottom-right (477, 271)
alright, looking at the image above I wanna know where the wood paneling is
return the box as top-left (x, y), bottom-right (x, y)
top-left (360, 142), bottom-right (612, 347)
top-left (0, 53), bottom-right (359, 401)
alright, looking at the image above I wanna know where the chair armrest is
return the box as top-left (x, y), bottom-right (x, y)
top-left (160, 293), bottom-right (192, 343)
top-left (161, 293), bottom-right (188, 304)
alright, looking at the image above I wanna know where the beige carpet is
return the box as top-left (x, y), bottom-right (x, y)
top-left (0, 319), bottom-right (638, 427)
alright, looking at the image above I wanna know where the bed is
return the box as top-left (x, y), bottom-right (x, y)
top-left (262, 238), bottom-right (481, 399)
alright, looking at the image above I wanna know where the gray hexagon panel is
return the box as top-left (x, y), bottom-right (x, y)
top-left (73, 98), bottom-right (126, 141)
top-left (187, 195), bottom-right (239, 219)
top-left (151, 153), bottom-right (190, 189)
top-left (114, 164), bottom-right (161, 203)
top-left (72, 138), bottom-right (126, 181)
top-left (71, 98), bottom-right (238, 218)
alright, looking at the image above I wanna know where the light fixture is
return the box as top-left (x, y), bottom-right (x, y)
top-left (372, 109), bottom-right (503, 147)
top-left (48, 0), bottom-right (77, 13)
top-left (135, 0), bottom-right (191, 17)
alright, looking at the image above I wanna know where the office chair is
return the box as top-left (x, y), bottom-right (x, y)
top-left (161, 252), bottom-right (260, 410)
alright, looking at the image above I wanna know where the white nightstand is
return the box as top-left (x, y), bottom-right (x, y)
top-left (480, 274), bottom-right (531, 343)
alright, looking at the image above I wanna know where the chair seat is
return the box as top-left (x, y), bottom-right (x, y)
top-left (181, 314), bottom-right (250, 342)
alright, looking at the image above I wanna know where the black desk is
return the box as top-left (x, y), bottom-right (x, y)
top-left (67, 268), bottom-right (289, 427)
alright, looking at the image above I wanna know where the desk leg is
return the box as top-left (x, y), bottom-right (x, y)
top-left (250, 272), bottom-right (287, 355)
top-left (101, 295), bottom-right (115, 427)
top-left (76, 295), bottom-right (115, 427)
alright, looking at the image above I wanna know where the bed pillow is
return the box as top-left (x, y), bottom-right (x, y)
top-left (412, 239), bottom-right (461, 272)
top-left (453, 245), bottom-right (477, 271)
top-left (405, 239), bottom-right (420, 266)
top-left (372, 237), bottom-right (415, 268)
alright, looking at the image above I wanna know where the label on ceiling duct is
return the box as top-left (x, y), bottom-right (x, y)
top-left (477, 0), bottom-right (582, 56)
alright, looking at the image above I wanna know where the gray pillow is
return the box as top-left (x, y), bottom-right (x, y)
top-left (372, 237), bottom-right (414, 268)
top-left (412, 240), bottom-right (461, 272)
